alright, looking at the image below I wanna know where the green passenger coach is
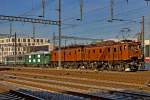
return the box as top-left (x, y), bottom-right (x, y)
top-left (25, 51), bottom-right (51, 66)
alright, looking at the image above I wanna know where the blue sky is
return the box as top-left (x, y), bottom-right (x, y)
top-left (0, 0), bottom-right (150, 44)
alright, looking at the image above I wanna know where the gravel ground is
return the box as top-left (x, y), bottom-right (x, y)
top-left (0, 67), bottom-right (150, 93)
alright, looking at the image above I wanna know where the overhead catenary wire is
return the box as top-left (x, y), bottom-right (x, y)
top-left (61, 0), bottom-right (139, 29)
top-left (62, 4), bottom-right (149, 31)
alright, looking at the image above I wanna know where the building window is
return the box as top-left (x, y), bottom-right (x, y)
top-left (37, 39), bottom-right (39, 42)
top-left (23, 39), bottom-right (26, 42)
top-left (41, 39), bottom-right (43, 43)
top-left (23, 47), bottom-right (26, 51)
top-left (12, 38), bottom-right (15, 42)
top-left (18, 38), bottom-right (20, 42)
top-left (28, 39), bottom-right (30, 42)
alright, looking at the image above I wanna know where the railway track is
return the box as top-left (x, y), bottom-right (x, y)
top-left (0, 67), bottom-right (150, 100)
top-left (1, 81), bottom-right (150, 100)
top-left (0, 90), bottom-right (44, 100)
top-left (1, 74), bottom-right (150, 100)
top-left (0, 82), bottom-right (113, 100)
top-left (2, 71), bottom-right (150, 92)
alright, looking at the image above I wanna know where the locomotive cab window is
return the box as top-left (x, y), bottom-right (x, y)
top-left (75, 51), bottom-right (76, 54)
top-left (120, 46), bottom-right (122, 51)
top-left (99, 49), bottom-right (102, 53)
top-left (108, 48), bottom-right (110, 52)
top-left (124, 45), bottom-right (126, 50)
top-left (114, 48), bottom-right (116, 52)
top-left (88, 50), bottom-right (90, 53)
top-left (93, 50), bottom-right (95, 53)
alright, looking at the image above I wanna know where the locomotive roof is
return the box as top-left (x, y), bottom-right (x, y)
top-left (54, 44), bottom-right (85, 50)
top-left (54, 40), bottom-right (140, 50)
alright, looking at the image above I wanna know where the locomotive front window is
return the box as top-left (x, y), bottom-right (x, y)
top-left (128, 45), bottom-right (139, 50)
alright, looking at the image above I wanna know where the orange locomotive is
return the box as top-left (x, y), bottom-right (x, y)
top-left (51, 40), bottom-right (143, 71)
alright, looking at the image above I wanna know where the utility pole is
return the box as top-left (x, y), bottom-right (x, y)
top-left (58, 0), bottom-right (62, 68)
top-left (10, 22), bottom-right (12, 36)
top-left (110, 0), bottom-right (114, 21)
top-left (39, 0), bottom-right (45, 17)
top-left (53, 32), bottom-right (55, 47)
top-left (80, 0), bottom-right (83, 21)
top-left (42, 0), bottom-right (45, 17)
top-left (32, 23), bottom-right (35, 52)
top-left (141, 16), bottom-right (145, 69)
top-left (1, 45), bottom-right (3, 64)
top-left (14, 32), bottom-right (17, 66)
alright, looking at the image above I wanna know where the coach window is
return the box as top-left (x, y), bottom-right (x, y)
top-left (55, 53), bottom-right (56, 56)
top-left (78, 49), bottom-right (80, 52)
top-left (75, 51), bottom-right (76, 54)
top-left (114, 48), bottom-right (116, 52)
top-left (88, 50), bottom-right (90, 53)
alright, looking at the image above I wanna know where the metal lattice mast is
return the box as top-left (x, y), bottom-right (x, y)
top-left (58, 0), bottom-right (62, 68)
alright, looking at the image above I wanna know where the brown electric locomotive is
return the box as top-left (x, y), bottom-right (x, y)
top-left (51, 40), bottom-right (143, 71)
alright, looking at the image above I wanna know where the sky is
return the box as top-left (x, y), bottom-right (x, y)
top-left (0, 0), bottom-right (150, 45)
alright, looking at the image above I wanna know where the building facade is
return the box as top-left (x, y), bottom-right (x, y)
top-left (0, 37), bottom-right (52, 63)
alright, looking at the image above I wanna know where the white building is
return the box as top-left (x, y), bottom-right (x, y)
top-left (0, 37), bottom-right (52, 63)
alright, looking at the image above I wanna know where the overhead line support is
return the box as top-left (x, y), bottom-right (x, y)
top-left (0, 15), bottom-right (59, 25)
top-left (58, 0), bottom-right (62, 68)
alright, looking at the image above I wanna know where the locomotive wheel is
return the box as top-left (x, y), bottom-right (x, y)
top-left (118, 64), bottom-right (125, 72)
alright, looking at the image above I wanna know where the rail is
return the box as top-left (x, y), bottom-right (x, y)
top-left (9, 90), bottom-right (44, 100)
top-left (64, 91), bottom-right (113, 100)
